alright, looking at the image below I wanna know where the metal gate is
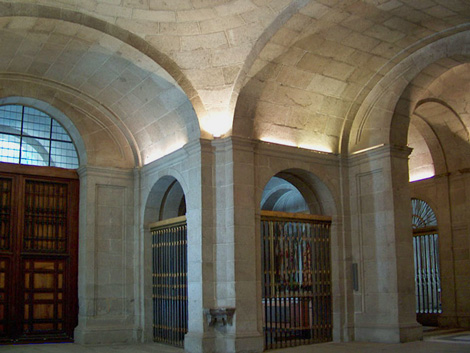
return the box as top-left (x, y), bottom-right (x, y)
top-left (150, 216), bottom-right (188, 347)
top-left (261, 211), bottom-right (332, 350)
top-left (411, 198), bottom-right (441, 325)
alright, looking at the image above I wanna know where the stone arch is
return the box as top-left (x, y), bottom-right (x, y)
top-left (0, 2), bottom-right (206, 124)
top-left (260, 176), bottom-right (309, 213)
top-left (410, 99), bottom-right (470, 177)
top-left (259, 168), bottom-right (337, 217)
top-left (348, 29), bottom-right (470, 154)
top-left (258, 167), bottom-right (338, 347)
top-left (142, 173), bottom-right (188, 342)
top-left (408, 114), bottom-right (442, 182)
top-left (230, 0), bottom-right (310, 136)
top-left (0, 77), bottom-right (137, 168)
top-left (143, 175), bottom-right (187, 226)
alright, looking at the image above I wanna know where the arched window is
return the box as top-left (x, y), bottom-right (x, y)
top-left (411, 198), bottom-right (442, 326)
top-left (0, 105), bottom-right (79, 169)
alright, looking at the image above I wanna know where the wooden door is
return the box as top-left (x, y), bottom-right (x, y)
top-left (0, 163), bottom-right (78, 343)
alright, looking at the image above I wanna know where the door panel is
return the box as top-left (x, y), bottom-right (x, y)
top-left (0, 165), bottom-right (78, 343)
top-left (0, 258), bottom-right (9, 338)
top-left (0, 177), bottom-right (13, 251)
top-left (22, 259), bottom-right (67, 337)
top-left (23, 180), bottom-right (69, 253)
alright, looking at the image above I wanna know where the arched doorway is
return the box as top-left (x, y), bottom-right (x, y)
top-left (260, 175), bottom-right (332, 350)
top-left (0, 104), bottom-right (80, 343)
top-left (148, 177), bottom-right (187, 347)
top-left (411, 198), bottom-right (442, 326)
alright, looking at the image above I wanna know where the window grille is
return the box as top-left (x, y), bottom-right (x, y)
top-left (0, 105), bottom-right (78, 169)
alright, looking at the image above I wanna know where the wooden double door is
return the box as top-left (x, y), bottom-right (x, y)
top-left (0, 164), bottom-right (79, 343)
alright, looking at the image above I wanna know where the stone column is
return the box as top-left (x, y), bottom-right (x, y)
top-left (209, 137), bottom-right (264, 353)
top-left (183, 139), bottom-right (217, 353)
top-left (349, 145), bottom-right (422, 343)
top-left (74, 166), bottom-right (137, 344)
top-left (445, 172), bottom-right (470, 328)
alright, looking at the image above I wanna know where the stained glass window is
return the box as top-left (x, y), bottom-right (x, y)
top-left (0, 105), bottom-right (78, 169)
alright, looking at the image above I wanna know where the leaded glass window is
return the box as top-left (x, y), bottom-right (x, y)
top-left (0, 105), bottom-right (79, 169)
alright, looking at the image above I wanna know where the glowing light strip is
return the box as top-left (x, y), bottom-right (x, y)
top-left (409, 170), bottom-right (435, 182)
top-left (260, 137), bottom-right (333, 154)
top-left (351, 144), bottom-right (385, 155)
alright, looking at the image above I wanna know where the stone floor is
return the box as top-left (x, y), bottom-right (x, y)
top-left (2, 330), bottom-right (469, 353)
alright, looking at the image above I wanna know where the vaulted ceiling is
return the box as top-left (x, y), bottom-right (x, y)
top-left (0, 0), bottom-right (469, 167)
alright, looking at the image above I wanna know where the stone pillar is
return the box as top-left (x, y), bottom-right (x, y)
top-left (209, 137), bottom-right (264, 353)
top-left (349, 145), bottom-right (422, 343)
top-left (183, 139), bottom-right (217, 353)
top-left (74, 166), bottom-right (137, 344)
top-left (445, 173), bottom-right (470, 328)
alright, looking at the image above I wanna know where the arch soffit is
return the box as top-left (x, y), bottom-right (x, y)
top-left (348, 29), bottom-right (470, 154)
top-left (409, 113), bottom-right (446, 176)
top-left (143, 170), bottom-right (189, 226)
top-left (259, 167), bottom-right (338, 217)
top-left (0, 3), bottom-right (204, 120)
top-left (414, 99), bottom-right (470, 173)
top-left (0, 77), bottom-right (136, 168)
top-left (230, 0), bottom-right (310, 132)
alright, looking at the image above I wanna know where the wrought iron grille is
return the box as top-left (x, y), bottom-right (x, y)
top-left (412, 198), bottom-right (441, 315)
top-left (261, 211), bottom-right (332, 350)
top-left (150, 216), bottom-right (188, 348)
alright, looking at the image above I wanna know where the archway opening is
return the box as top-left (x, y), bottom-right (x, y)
top-left (0, 102), bottom-right (80, 344)
top-left (148, 177), bottom-right (187, 348)
top-left (260, 173), bottom-right (332, 350)
top-left (411, 198), bottom-right (442, 326)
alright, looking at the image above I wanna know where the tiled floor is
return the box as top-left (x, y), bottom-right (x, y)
top-left (2, 330), bottom-right (469, 353)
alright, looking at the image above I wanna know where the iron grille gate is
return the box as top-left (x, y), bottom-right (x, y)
top-left (150, 216), bottom-right (188, 347)
top-left (414, 232), bottom-right (441, 316)
top-left (411, 198), bottom-right (441, 325)
top-left (261, 211), bottom-right (332, 350)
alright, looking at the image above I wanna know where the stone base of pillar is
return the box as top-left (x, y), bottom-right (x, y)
top-left (74, 321), bottom-right (138, 344)
top-left (184, 332), bottom-right (263, 353)
top-left (217, 333), bottom-right (264, 353)
top-left (355, 323), bottom-right (422, 343)
top-left (184, 332), bottom-right (216, 353)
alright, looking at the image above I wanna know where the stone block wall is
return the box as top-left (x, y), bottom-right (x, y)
top-left (75, 166), bottom-right (136, 344)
